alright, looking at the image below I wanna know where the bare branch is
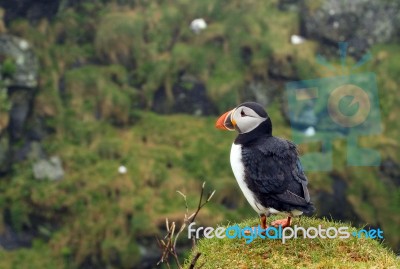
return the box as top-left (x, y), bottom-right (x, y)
top-left (177, 190), bottom-right (189, 217)
top-left (157, 182), bottom-right (215, 268)
top-left (176, 190), bottom-right (186, 199)
top-left (187, 212), bottom-right (196, 221)
top-left (207, 190), bottom-right (216, 202)
top-left (173, 222), bottom-right (186, 250)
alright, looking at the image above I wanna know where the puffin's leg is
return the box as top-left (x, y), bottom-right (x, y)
top-left (260, 213), bottom-right (268, 230)
top-left (271, 216), bottom-right (292, 228)
top-left (259, 213), bottom-right (268, 236)
top-left (244, 213), bottom-right (268, 235)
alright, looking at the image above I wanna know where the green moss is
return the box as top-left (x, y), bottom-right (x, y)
top-left (95, 12), bottom-right (143, 64)
top-left (186, 216), bottom-right (400, 269)
top-left (0, 240), bottom-right (64, 269)
top-left (1, 57), bottom-right (17, 78)
top-left (63, 65), bottom-right (138, 127)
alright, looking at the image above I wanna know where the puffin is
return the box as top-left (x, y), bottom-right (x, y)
top-left (215, 102), bottom-right (314, 230)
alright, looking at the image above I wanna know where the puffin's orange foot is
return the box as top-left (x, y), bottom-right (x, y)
top-left (271, 217), bottom-right (292, 228)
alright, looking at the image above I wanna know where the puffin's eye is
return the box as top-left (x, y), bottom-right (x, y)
top-left (240, 110), bottom-right (246, 117)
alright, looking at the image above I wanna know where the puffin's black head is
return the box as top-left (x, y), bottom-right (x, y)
top-left (215, 102), bottom-right (272, 135)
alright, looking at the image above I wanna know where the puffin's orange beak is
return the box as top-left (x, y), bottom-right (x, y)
top-left (215, 109), bottom-right (235, 131)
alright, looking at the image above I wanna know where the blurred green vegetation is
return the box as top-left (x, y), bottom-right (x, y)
top-left (0, 0), bottom-right (399, 268)
top-left (1, 57), bottom-right (17, 79)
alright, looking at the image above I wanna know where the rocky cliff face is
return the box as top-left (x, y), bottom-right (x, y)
top-left (0, 0), bottom-right (61, 25)
top-left (300, 0), bottom-right (400, 56)
top-left (0, 34), bottom-right (39, 174)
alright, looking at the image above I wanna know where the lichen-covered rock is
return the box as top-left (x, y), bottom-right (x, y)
top-left (0, 34), bottom-right (38, 141)
top-left (0, 34), bottom-right (38, 88)
top-left (0, 34), bottom-right (40, 174)
top-left (32, 156), bottom-right (64, 181)
top-left (300, 0), bottom-right (400, 54)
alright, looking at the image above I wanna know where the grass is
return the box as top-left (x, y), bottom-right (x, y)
top-left (63, 65), bottom-right (137, 126)
top-left (0, 240), bottom-right (64, 269)
top-left (95, 11), bottom-right (143, 65)
top-left (186, 216), bottom-right (400, 269)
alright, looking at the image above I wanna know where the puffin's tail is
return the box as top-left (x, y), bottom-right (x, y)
top-left (300, 203), bottom-right (315, 215)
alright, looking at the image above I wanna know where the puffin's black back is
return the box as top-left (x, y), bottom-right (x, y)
top-left (241, 135), bottom-right (315, 214)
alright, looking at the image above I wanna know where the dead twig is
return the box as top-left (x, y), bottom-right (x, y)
top-left (157, 182), bottom-right (215, 269)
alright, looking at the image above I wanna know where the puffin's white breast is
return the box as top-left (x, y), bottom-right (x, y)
top-left (230, 143), bottom-right (267, 214)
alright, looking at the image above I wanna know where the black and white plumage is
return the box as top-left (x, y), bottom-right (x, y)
top-left (216, 102), bottom-right (314, 227)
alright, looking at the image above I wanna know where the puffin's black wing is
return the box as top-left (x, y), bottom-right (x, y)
top-left (241, 137), bottom-right (313, 212)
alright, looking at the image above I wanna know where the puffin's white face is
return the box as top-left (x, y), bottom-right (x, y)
top-left (216, 103), bottom-right (268, 134)
top-left (231, 105), bottom-right (267, 134)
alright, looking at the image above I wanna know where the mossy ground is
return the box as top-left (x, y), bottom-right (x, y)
top-left (186, 216), bottom-right (400, 269)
